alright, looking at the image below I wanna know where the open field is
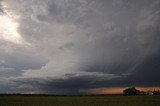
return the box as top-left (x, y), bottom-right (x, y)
top-left (0, 95), bottom-right (160, 106)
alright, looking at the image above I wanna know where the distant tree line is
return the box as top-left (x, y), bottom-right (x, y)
top-left (123, 87), bottom-right (160, 95)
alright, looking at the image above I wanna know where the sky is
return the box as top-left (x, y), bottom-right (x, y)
top-left (0, 0), bottom-right (160, 95)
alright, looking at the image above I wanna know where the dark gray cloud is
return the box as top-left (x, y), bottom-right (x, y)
top-left (0, 0), bottom-right (160, 94)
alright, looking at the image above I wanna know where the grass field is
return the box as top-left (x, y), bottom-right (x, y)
top-left (0, 95), bottom-right (160, 106)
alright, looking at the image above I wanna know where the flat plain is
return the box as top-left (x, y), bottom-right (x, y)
top-left (0, 95), bottom-right (160, 106)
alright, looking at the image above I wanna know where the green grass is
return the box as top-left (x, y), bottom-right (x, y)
top-left (0, 95), bottom-right (160, 106)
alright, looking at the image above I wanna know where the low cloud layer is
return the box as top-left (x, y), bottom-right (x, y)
top-left (0, 0), bottom-right (160, 94)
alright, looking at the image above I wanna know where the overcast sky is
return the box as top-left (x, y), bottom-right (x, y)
top-left (0, 0), bottom-right (160, 94)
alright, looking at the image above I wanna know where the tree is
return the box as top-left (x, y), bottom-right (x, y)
top-left (153, 90), bottom-right (160, 95)
top-left (123, 87), bottom-right (140, 95)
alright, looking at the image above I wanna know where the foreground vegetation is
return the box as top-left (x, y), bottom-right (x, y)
top-left (0, 94), bottom-right (160, 106)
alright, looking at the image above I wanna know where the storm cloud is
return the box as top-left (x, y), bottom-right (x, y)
top-left (0, 0), bottom-right (160, 94)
